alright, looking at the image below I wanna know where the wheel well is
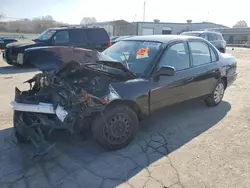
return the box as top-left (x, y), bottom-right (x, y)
top-left (107, 100), bottom-right (142, 117)
top-left (221, 77), bottom-right (228, 89)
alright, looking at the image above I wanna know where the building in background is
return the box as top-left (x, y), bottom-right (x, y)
top-left (206, 27), bottom-right (250, 44)
top-left (89, 19), bottom-right (228, 36)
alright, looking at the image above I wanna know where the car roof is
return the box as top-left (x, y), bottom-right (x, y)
top-left (123, 35), bottom-right (201, 43)
top-left (182, 30), bottom-right (222, 35)
top-left (49, 27), bottom-right (105, 31)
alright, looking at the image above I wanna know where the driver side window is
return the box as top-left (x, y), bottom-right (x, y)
top-left (158, 42), bottom-right (190, 71)
top-left (53, 31), bottom-right (69, 45)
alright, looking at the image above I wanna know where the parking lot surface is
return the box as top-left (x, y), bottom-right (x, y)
top-left (0, 48), bottom-right (249, 188)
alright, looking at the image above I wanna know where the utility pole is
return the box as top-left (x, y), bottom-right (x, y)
top-left (143, 1), bottom-right (146, 22)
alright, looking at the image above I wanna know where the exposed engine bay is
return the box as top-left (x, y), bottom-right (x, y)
top-left (11, 60), bottom-right (122, 157)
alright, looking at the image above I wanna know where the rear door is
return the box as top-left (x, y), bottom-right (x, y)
top-left (69, 29), bottom-right (88, 48)
top-left (85, 28), bottom-right (110, 51)
top-left (187, 39), bottom-right (220, 97)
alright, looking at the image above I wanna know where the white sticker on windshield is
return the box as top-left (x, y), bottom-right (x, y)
top-left (142, 42), bottom-right (161, 48)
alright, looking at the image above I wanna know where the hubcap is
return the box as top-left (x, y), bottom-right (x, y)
top-left (214, 83), bottom-right (224, 103)
top-left (104, 114), bottom-right (131, 143)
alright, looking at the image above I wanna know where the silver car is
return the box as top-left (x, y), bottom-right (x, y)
top-left (181, 31), bottom-right (226, 53)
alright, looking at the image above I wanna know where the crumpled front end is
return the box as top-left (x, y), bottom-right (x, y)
top-left (11, 61), bottom-right (120, 157)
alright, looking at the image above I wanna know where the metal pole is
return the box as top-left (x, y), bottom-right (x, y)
top-left (143, 1), bottom-right (146, 22)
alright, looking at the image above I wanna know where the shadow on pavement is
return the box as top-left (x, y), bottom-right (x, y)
top-left (0, 100), bottom-right (231, 188)
top-left (0, 65), bottom-right (39, 74)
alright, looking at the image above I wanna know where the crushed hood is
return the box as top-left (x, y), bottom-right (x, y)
top-left (25, 46), bottom-right (136, 79)
top-left (7, 40), bottom-right (36, 48)
top-left (6, 40), bottom-right (47, 52)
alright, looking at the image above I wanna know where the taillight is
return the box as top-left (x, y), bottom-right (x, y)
top-left (108, 40), bottom-right (112, 46)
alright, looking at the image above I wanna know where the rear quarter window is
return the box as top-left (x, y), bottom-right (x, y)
top-left (85, 29), bottom-right (109, 43)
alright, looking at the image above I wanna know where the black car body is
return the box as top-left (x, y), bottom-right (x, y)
top-left (3, 26), bottom-right (111, 66)
top-left (180, 31), bottom-right (227, 53)
top-left (0, 37), bottom-right (18, 50)
top-left (11, 35), bottom-right (237, 156)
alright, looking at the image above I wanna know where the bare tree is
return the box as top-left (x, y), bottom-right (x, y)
top-left (1, 15), bottom-right (67, 33)
top-left (0, 13), bottom-right (4, 21)
top-left (80, 17), bottom-right (97, 25)
top-left (233, 20), bottom-right (248, 28)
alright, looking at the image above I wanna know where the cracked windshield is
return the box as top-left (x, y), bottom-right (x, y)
top-left (0, 0), bottom-right (247, 187)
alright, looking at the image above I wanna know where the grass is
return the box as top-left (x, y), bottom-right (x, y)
top-left (0, 31), bottom-right (36, 35)
top-left (0, 31), bottom-right (35, 41)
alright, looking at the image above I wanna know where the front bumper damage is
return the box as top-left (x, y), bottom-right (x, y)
top-left (11, 61), bottom-right (121, 157)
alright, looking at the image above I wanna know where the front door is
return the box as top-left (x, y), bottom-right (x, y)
top-left (150, 41), bottom-right (196, 112)
top-left (52, 30), bottom-right (70, 46)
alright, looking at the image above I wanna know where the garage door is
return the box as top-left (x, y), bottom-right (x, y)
top-left (142, 28), bottom-right (154, 35)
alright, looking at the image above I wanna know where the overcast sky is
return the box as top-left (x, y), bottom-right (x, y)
top-left (0, 0), bottom-right (249, 27)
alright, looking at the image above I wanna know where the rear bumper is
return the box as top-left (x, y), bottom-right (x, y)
top-left (227, 72), bottom-right (238, 87)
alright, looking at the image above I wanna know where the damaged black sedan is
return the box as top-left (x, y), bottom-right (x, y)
top-left (11, 35), bottom-right (238, 156)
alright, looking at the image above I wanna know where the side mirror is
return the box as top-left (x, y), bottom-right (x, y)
top-left (154, 66), bottom-right (176, 78)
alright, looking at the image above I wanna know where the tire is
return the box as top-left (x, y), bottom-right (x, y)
top-left (219, 48), bottom-right (225, 53)
top-left (204, 79), bottom-right (225, 107)
top-left (92, 105), bottom-right (139, 150)
top-left (13, 111), bottom-right (29, 143)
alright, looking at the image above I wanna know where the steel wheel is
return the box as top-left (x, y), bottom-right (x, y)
top-left (92, 105), bottom-right (138, 150)
top-left (104, 113), bottom-right (132, 144)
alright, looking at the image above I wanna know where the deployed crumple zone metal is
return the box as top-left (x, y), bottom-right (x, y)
top-left (11, 48), bottom-right (126, 157)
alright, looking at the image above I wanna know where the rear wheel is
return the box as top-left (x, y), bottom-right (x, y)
top-left (219, 48), bottom-right (225, 53)
top-left (204, 79), bottom-right (225, 107)
top-left (92, 105), bottom-right (139, 150)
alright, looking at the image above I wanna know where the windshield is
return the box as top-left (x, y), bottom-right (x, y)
top-left (181, 32), bottom-right (201, 37)
top-left (102, 40), bottom-right (162, 75)
top-left (35, 29), bottom-right (57, 41)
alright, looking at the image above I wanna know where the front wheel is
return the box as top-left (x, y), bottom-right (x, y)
top-left (204, 79), bottom-right (225, 107)
top-left (92, 105), bottom-right (139, 150)
top-left (13, 111), bottom-right (29, 143)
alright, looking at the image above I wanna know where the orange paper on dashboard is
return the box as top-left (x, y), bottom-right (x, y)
top-left (136, 47), bottom-right (149, 56)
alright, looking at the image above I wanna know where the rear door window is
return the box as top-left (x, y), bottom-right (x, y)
top-left (85, 29), bottom-right (109, 44)
top-left (210, 47), bottom-right (218, 62)
top-left (69, 29), bottom-right (87, 44)
top-left (189, 41), bottom-right (211, 66)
